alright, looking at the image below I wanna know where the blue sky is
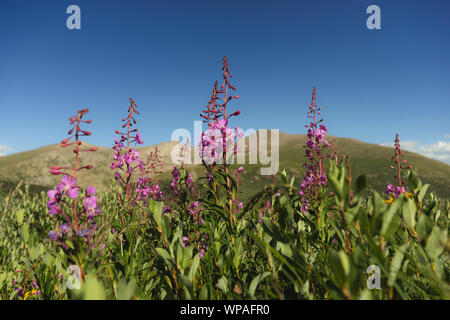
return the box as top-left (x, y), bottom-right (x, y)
top-left (1, 0), bottom-right (450, 162)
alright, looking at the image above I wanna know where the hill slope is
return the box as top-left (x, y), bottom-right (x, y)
top-left (1, 132), bottom-right (449, 199)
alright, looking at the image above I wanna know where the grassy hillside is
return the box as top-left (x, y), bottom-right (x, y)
top-left (1, 132), bottom-right (449, 199)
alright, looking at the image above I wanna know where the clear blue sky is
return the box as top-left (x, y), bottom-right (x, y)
top-left (1, 0), bottom-right (449, 162)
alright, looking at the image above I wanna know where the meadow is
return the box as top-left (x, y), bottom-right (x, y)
top-left (0, 57), bottom-right (448, 300)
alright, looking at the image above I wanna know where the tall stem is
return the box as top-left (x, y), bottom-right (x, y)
top-left (72, 114), bottom-right (81, 232)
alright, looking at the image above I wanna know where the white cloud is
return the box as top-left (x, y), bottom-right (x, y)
top-left (398, 140), bottom-right (420, 153)
top-left (445, 134), bottom-right (450, 139)
top-left (419, 141), bottom-right (450, 164)
top-left (380, 137), bottom-right (450, 164)
top-left (0, 144), bottom-right (11, 156)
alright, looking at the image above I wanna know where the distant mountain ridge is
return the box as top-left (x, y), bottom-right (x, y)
top-left (1, 131), bottom-right (449, 199)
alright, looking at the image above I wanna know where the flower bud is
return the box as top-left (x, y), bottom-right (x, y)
top-left (49, 169), bottom-right (61, 175)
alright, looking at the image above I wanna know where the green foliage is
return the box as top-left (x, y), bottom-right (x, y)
top-left (0, 164), bottom-right (448, 300)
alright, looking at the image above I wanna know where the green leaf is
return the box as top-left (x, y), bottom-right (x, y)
top-left (188, 254), bottom-right (200, 282)
top-left (355, 175), bottom-right (367, 194)
top-left (416, 215), bottom-right (433, 241)
top-left (149, 200), bottom-right (164, 226)
top-left (65, 240), bottom-right (75, 250)
top-left (16, 209), bottom-right (24, 225)
top-left (156, 248), bottom-right (173, 269)
top-left (329, 250), bottom-right (350, 288)
top-left (402, 199), bottom-right (416, 231)
top-left (381, 198), bottom-right (401, 240)
top-left (425, 226), bottom-right (447, 261)
top-left (248, 272), bottom-right (270, 299)
top-left (388, 244), bottom-right (408, 287)
top-left (116, 277), bottom-right (137, 300)
top-left (261, 217), bottom-right (287, 243)
top-left (28, 245), bottom-right (40, 261)
top-left (21, 224), bottom-right (29, 243)
top-left (407, 170), bottom-right (422, 192)
top-left (276, 195), bottom-right (294, 230)
top-left (82, 274), bottom-right (106, 300)
top-left (161, 216), bottom-right (171, 241)
top-left (199, 286), bottom-right (208, 300)
top-left (418, 184), bottom-right (429, 203)
top-left (217, 276), bottom-right (228, 293)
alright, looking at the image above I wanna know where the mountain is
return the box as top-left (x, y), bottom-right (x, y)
top-left (1, 132), bottom-right (449, 199)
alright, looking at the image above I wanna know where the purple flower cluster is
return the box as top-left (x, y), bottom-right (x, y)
top-left (170, 167), bottom-right (181, 195)
top-left (47, 175), bottom-right (79, 215)
top-left (136, 177), bottom-right (164, 202)
top-left (182, 236), bottom-right (189, 247)
top-left (199, 119), bottom-right (244, 165)
top-left (299, 88), bottom-right (330, 213)
top-left (386, 184), bottom-right (406, 199)
top-left (181, 236), bottom-right (207, 259)
top-left (187, 201), bottom-right (203, 225)
top-left (47, 176), bottom-right (101, 243)
top-left (110, 137), bottom-right (144, 173)
top-left (84, 186), bottom-right (100, 220)
top-left (233, 199), bottom-right (243, 214)
top-left (198, 242), bottom-right (207, 259)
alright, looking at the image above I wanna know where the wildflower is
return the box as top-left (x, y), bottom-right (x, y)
top-left (60, 223), bottom-right (69, 234)
top-left (47, 189), bottom-right (62, 215)
top-left (385, 134), bottom-right (412, 202)
top-left (86, 186), bottom-right (96, 196)
top-left (299, 87), bottom-right (330, 213)
top-left (78, 229), bottom-right (88, 237)
top-left (386, 184), bottom-right (395, 195)
top-left (258, 210), bottom-right (264, 223)
top-left (199, 242), bottom-right (207, 259)
top-left (135, 132), bottom-right (143, 145)
top-left (56, 175), bottom-right (79, 199)
top-left (187, 201), bottom-right (203, 224)
top-left (84, 195), bottom-right (99, 219)
top-left (111, 98), bottom-right (146, 203)
top-left (48, 230), bottom-right (60, 241)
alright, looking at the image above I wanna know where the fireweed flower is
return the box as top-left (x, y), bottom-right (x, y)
top-left (199, 242), bottom-right (207, 259)
top-left (182, 236), bottom-right (189, 247)
top-left (111, 98), bottom-right (146, 204)
top-left (170, 167), bottom-right (181, 195)
top-left (199, 57), bottom-right (242, 166)
top-left (198, 119), bottom-right (244, 165)
top-left (60, 223), bottom-right (69, 234)
top-left (86, 186), bottom-right (96, 196)
top-left (46, 108), bottom-right (103, 253)
top-left (136, 178), bottom-right (164, 203)
top-left (47, 189), bottom-right (62, 215)
top-left (187, 201), bottom-right (203, 225)
top-left (299, 87), bottom-right (330, 213)
top-left (47, 108), bottom-right (97, 234)
top-left (84, 194), bottom-right (99, 219)
top-left (56, 175), bottom-right (79, 199)
top-left (48, 230), bottom-right (61, 241)
top-left (385, 134), bottom-right (412, 200)
top-left (143, 146), bottom-right (164, 185)
top-left (386, 184), bottom-right (395, 195)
